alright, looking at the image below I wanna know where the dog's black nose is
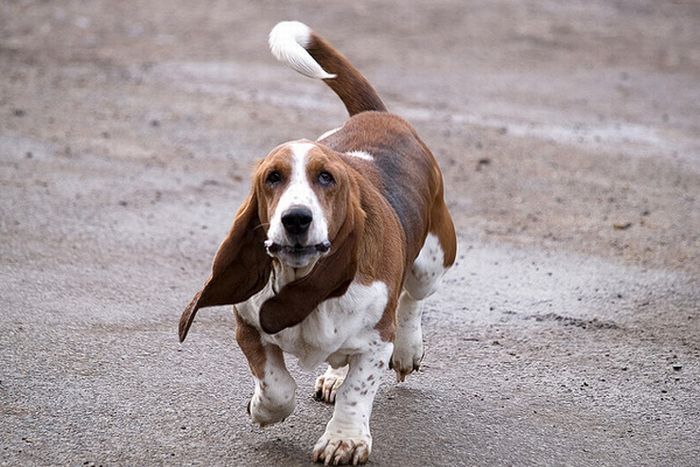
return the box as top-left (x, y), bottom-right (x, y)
top-left (281, 207), bottom-right (313, 236)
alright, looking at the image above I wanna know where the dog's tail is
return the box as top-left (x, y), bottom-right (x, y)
top-left (269, 21), bottom-right (387, 116)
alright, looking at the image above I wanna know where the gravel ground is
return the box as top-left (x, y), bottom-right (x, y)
top-left (1, 1), bottom-right (699, 465)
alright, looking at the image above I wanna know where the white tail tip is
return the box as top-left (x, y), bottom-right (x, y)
top-left (269, 21), bottom-right (336, 80)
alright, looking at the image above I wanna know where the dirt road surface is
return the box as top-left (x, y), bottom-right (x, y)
top-left (2, 1), bottom-right (699, 465)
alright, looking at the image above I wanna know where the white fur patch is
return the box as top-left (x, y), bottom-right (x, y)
top-left (404, 233), bottom-right (446, 300)
top-left (237, 265), bottom-right (389, 370)
top-left (269, 21), bottom-right (336, 80)
top-left (266, 142), bottom-right (329, 249)
top-left (317, 126), bottom-right (342, 141)
top-left (345, 150), bottom-right (374, 161)
top-left (275, 278), bottom-right (388, 369)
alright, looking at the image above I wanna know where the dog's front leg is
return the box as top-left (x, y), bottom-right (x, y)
top-left (235, 312), bottom-right (296, 427)
top-left (312, 340), bottom-right (393, 465)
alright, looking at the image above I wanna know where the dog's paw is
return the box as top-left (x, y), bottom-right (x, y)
top-left (312, 433), bottom-right (371, 465)
top-left (314, 365), bottom-right (348, 404)
top-left (390, 338), bottom-right (424, 382)
top-left (247, 394), bottom-right (294, 427)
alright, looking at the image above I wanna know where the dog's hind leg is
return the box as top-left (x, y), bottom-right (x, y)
top-left (391, 200), bottom-right (456, 381)
top-left (390, 290), bottom-right (425, 382)
top-left (314, 364), bottom-right (348, 404)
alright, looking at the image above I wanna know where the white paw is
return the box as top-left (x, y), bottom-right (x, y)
top-left (314, 365), bottom-right (348, 404)
top-left (312, 432), bottom-right (371, 465)
top-left (247, 393), bottom-right (294, 427)
top-left (390, 335), bottom-right (423, 382)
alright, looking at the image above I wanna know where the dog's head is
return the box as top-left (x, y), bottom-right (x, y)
top-left (257, 141), bottom-right (354, 269)
top-left (178, 141), bottom-right (364, 341)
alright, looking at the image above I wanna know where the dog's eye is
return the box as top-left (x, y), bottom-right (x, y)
top-left (266, 171), bottom-right (282, 185)
top-left (318, 171), bottom-right (334, 186)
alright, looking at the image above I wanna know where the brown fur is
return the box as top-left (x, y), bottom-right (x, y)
top-left (178, 189), bottom-right (272, 342)
top-left (235, 309), bottom-right (267, 380)
top-left (429, 184), bottom-right (458, 268)
top-left (317, 112), bottom-right (457, 341)
top-left (320, 112), bottom-right (449, 268)
top-left (351, 169), bottom-right (405, 342)
top-left (307, 33), bottom-right (387, 117)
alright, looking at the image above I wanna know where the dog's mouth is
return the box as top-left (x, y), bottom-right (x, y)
top-left (265, 240), bottom-right (331, 256)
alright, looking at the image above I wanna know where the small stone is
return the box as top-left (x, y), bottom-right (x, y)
top-left (476, 158), bottom-right (491, 171)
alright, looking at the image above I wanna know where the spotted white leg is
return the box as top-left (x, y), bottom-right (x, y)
top-left (312, 341), bottom-right (392, 465)
top-left (314, 365), bottom-right (349, 404)
top-left (390, 291), bottom-right (424, 382)
top-left (247, 345), bottom-right (297, 427)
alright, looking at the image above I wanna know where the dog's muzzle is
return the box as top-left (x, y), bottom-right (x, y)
top-left (265, 240), bottom-right (331, 255)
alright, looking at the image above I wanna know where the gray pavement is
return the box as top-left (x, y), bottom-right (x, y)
top-left (1, 1), bottom-right (699, 465)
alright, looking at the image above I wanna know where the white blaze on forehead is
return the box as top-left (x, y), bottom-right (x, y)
top-left (267, 142), bottom-right (329, 246)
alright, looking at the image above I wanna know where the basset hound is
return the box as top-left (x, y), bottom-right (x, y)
top-left (178, 20), bottom-right (457, 465)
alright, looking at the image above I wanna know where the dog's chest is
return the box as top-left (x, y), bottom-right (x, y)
top-left (236, 272), bottom-right (389, 370)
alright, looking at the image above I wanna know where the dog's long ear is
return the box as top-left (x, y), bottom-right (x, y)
top-left (179, 189), bottom-right (272, 342)
top-left (259, 191), bottom-right (365, 334)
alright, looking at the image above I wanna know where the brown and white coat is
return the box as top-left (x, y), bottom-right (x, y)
top-left (178, 21), bottom-right (457, 466)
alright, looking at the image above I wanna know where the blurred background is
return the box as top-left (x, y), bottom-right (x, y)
top-left (1, 1), bottom-right (698, 465)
